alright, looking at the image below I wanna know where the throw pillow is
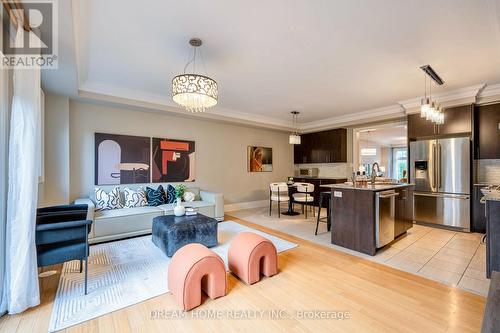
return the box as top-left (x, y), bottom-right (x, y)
top-left (165, 184), bottom-right (176, 204)
top-left (183, 191), bottom-right (195, 202)
top-left (94, 186), bottom-right (122, 211)
top-left (123, 187), bottom-right (147, 208)
top-left (145, 185), bottom-right (167, 206)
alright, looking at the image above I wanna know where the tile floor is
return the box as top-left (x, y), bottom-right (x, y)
top-left (228, 206), bottom-right (490, 296)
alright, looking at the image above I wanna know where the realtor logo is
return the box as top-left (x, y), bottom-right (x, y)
top-left (1, 0), bottom-right (58, 68)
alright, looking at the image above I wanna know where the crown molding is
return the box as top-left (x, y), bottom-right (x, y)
top-left (78, 83), bottom-right (293, 132)
top-left (398, 84), bottom-right (486, 114)
top-left (77, 81), bottom-right (500, 133)
top-left (300, 105), bottom-right (405, 133)
top-left (476, 83), bottom-right (500, 105)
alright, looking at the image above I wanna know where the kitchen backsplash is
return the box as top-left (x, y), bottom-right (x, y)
top-left (294, 163), bottom-right (353, 178)
top-left (475, 159), bottom-right (500, 184)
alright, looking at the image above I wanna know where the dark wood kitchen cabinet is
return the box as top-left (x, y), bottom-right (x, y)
top-left (486, 200), bottom-right (500, 278)
top-left (394, 186), bottom-right (414, 237)
top-left (437, 104), bottom-right (473, 136)
top-left (472, 184), bottom-right (487, 233)
top-left (407, 104), bottom-right (472, 139)
top-left (475, 103), bottom-right (500, 159)
top-left (294, 129), bottom-right (347, 164)
top-left (407, 113), bottom-right (437, 139)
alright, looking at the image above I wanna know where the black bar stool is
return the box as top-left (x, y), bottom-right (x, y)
top-left (315, 191), bottom-right (332, 235)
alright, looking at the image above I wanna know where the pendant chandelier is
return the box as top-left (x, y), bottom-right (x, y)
top-left (420, 66), bottom-right (444, 125)
top-left (172, 38), bottom-right (218, 112)
top-left (289, 111), bottom-right (301, 145)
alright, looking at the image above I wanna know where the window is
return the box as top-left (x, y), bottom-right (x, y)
top-left (392, 147), bottom-right (407, 180)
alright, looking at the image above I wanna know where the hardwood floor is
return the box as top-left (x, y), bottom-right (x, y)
top-left (0, 215), bottom-right (486, 333)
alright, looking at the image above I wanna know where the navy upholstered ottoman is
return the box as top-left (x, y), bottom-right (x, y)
top-left (152, 214), bottom-right (218, 257)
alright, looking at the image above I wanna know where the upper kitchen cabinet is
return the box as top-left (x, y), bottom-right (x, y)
top-left (294, 128), bottom-right (347, 164)
top-left (475, 103), bottom-right (500, 159)
top-left (408, 104), bottom-right (472, 139)
top-left (407, 113), bottom-right (437, 139)
top-left (437, 104), bottom-right (473, 136)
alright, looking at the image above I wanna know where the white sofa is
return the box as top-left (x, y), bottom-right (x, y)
top-left (75, 187), bottom-right (224, 244)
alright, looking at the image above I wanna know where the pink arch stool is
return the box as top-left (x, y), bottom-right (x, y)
top-left (228, 232), bottom-right (278, 285)
top-left (168, 243), bottom-right (227, 311)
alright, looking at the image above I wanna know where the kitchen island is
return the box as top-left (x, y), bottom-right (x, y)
top-left (321, 183), bottom-right (414, 255)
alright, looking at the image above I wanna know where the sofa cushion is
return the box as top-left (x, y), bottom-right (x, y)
top-left (94, 206), bottom-right (164, 220)
top-left (94, 186), bottom-right (122, 211)
top-left (123, 187), bottom-right (148, 208)
top-left (165, 184), bottom-right (176, 204)
top-left (145, 185), bottom-right (167, 206)
top-left (93, 206), bottom-right (164, 238)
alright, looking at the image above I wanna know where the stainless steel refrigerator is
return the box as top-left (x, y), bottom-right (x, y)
top-left (409, 137), bottom-right (470, 231)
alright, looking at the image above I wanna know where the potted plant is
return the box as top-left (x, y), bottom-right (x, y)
top-left (173, 184), bottom-right (186, 216)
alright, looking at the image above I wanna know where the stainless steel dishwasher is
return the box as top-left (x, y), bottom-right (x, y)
top-left (375, 190), bottom-right (399, 248)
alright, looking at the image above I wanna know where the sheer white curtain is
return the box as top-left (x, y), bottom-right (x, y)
top-left (0, 53), bottom-right (9, 316)
top-left (1, 24), bottom-right (42, 313)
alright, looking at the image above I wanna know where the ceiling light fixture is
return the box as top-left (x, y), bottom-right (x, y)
top-left (420, 65), bottom-right (444, 125)
top-left (172, 38), bottom-right (218, 112)
top-left (289, 111), bottom-right (301, 145)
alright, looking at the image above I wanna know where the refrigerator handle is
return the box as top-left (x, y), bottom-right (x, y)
top-left (432, 143), bottom-right (437, 190)
top-left (438, 143), bottom-right (442, 189)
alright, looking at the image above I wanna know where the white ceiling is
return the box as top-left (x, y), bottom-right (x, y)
top-left (43, 0), bottom-right (500, 130)
top-left (359, 125), bottom-right (408, 147)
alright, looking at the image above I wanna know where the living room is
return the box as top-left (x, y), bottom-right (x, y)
top-left (2, 1), bottom-right (500, 332)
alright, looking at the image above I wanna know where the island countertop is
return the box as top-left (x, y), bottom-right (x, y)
top-left (320, 183), bottom-right (414, 192)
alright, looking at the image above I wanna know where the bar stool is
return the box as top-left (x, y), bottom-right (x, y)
top-left (315, 191), bottom-right (331, 235)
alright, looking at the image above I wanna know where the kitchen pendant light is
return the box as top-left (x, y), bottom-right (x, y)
top-left (420, 75), bottom-right (430, 118)
top-left (289, 111), bottom-right (301, 145)
top-left (172, 38), bottom-right (218, 112)
top-left (419, 65), bottom-right (444, 125)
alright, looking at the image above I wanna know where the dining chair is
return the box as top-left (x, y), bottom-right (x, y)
top-left (269, 182), bottom-right (290, 218)
top-left (293, 183), bottom-right (315, 218)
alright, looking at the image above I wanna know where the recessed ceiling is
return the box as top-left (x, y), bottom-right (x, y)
top-left (43, 0), bottom-right (500, 128)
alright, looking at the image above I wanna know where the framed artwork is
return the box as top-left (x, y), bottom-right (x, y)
top-left (95, 133), bottom-right (151, 185)
top-left (247, 146), bottom-right (273, 172)
top-left (152, 138), bottom-right (196, 182)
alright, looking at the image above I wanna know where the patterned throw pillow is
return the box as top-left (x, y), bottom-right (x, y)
top-left (165, 185), bottom-right (176, 204)
top-left (94, 187), bottom-right (122, 211)
top-left (123, 187), bottom-right (147, 208)
top-left (145, 185), bottom-right (167, 206)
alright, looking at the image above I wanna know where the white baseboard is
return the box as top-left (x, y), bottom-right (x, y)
top-left (224, 200), bottom-right (268, 212)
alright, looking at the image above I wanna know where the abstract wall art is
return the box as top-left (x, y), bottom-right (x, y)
top-left (95, 133), bottom-right (151, 185)
top-left (247, 146), bottom-right (273, 172)
top-left (152, 138), bottom-right (196, 182)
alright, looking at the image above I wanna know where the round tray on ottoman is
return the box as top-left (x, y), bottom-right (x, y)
top-left (152, 214), bottom-right (218, 257)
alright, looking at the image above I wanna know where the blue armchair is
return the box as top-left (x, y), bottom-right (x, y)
top-left (36, 204), bottom-right (92, 294)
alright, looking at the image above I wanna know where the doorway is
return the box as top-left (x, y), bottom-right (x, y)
top-left (352, 121), bottom-right (408, 181)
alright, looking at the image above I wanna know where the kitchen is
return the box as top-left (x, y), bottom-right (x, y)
top-left (286, 101), bottom-right (500, 293)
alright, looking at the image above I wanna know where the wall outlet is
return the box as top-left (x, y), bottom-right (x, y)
top-left (334, 191), bottom-right (342, 198)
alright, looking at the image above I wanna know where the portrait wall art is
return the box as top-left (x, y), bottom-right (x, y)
top-left (94, 133), bottom-right (151, 185)
top-left (247, 146), bottom-right (273, 172)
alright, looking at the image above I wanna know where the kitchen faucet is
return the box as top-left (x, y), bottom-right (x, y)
top-left (371, 162), bottom-right (380, 184)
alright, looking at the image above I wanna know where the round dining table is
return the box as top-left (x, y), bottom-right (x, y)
top-left (281, 182), bottom-right (300, 216)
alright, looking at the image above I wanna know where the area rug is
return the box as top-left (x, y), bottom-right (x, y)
top-left (48, 221), bottom-right (297, 332)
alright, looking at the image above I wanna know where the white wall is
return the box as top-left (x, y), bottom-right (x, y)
top-left (59, 100), bottom-right (294, 205)
top-left (38, 95), bottom-right (70, 206)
